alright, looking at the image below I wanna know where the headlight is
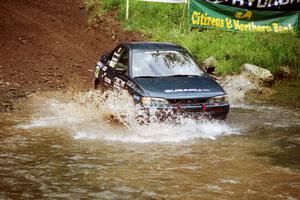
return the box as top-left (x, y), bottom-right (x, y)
top-left (208, 95), bottom-right (228, 104)
top-left (141, 97), bottom-right (169, 105)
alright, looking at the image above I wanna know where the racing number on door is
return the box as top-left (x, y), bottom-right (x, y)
top-left (112, 47), bottom-right (129, 91)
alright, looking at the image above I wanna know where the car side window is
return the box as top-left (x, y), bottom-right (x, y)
top-left (117, 48), bottom-right (129, 72)
top-left (108, 46), bottom-right (123, 69)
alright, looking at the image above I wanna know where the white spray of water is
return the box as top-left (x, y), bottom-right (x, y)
top-left (17, 90), bottom-right (235, 143)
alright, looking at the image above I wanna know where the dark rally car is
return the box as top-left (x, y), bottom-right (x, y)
top-left (94, 42), bottom-right (230, 120)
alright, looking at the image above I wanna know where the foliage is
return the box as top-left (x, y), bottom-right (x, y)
top-left (85, 0), bottom-right (300, 75)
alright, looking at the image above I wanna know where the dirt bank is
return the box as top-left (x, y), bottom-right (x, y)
top-left (0, 0), bottom-right (142, 112)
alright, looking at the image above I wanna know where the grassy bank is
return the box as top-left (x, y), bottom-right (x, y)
top-left (84, 0), bottom-right (300, 76)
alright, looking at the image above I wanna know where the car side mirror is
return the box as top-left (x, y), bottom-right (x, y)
top-left (206, 66), bottom-right (215, 74)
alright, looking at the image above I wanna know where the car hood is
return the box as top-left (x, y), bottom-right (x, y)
top-left (134, 76), bottom-right (225, 99)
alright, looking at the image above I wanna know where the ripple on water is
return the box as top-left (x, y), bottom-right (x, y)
top-left (1, 90), bottom-right (300, 199)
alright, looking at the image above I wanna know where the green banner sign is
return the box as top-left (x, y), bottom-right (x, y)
top-left (189, 0), bottom-right (299, 33)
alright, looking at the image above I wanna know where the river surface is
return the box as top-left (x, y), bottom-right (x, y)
top-left (0, 91), bottom-right (299, 200)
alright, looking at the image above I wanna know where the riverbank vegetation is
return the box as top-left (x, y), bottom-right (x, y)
top-left (84, 0), bottom-right (300, 76)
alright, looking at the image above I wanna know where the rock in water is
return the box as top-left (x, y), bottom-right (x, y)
top-left (241, 63), bottom-right (273, 83)
top-left (220, 63), bottom-right (274, 104)
top-left (220, 74), bottom-right (257, 104)
top-left (277, 66), bottom-right (293, 78)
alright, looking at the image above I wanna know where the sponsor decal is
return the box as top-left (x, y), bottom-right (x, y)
top-left (96, 61), bottom-right (107, 78)
top-left (113, 77), bottom-right (126, 92)
top-left (126, 80), bottom-right (143, 94)
top-left (109, 48), bottom-right (123, 68)
top-left (126, 80), bottom-right (135, 88)
top-left (104, 77), bottom-right (111, 84)
top-left (113, 83), bottom-right (120, 90)
top-left (109, 60), bottom-right (117, 68)
top-left (165, 88), bottom-right (211, 93)
top-left (111, 52), bottom-right (121, 63)
top-left (96, 61), bottom-right (102, 67)
top-left (121, 81), bottom-right (125, 87)
top-left (111, 57), bottom-right (118, 62)
top-left (95, 66), bottom-right (100, 78)
top-left (114, 77), bottom-right (126, 87)
top-left (114, 52), bottom-right (121, 57)
top-left (97, 61), bottom-right (107, 70)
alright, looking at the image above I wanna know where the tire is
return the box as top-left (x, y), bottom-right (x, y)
top-left (93, 77), bottom-right (100, 89)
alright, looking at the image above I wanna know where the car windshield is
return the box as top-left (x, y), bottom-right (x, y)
top-left (131, 50), bottom-right (204, 78)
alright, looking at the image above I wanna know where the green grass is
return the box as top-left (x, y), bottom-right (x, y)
top-left (84, 0), bottom-right (300, 76)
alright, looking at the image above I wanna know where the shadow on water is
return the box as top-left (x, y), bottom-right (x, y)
top-left (248, 126), bottom-right (300, 170)
top-left (247, 79), bottom-right (300, 109)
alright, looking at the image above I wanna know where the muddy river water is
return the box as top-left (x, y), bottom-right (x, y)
top-left (0, 91), bottom-right (299, 199)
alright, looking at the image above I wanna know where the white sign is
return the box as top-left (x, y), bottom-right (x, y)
top-left (140, 0), bottom-right (187, 3)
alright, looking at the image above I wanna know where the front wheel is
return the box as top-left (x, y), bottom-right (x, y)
top-left (93, 77), bottom-right (100, 89)
top-left (93, 77), bottom-right (106, 92)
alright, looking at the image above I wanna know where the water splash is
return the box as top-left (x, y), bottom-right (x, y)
top-left (94, 120), bottom-right (233, 143)
top-left (17, 90), bottom-right (235, 143)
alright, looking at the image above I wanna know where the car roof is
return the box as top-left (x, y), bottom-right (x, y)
top-left (122, 42), bottom-right (186, 51)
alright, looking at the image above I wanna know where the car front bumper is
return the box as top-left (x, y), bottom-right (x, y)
top-left (141, 103), bottom-right (230, 121)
